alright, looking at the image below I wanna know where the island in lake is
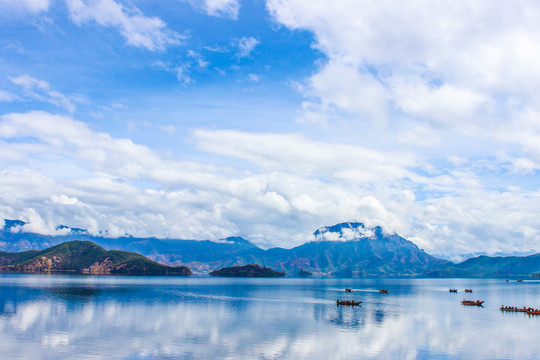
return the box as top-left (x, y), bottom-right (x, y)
top-left (0, 240), bottom-right (192, 276)
top-left (210, 264), bottom-right (285, 277)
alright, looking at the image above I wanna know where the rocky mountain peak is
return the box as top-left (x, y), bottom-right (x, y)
top-left (313, 222), bottom-right (386, 242)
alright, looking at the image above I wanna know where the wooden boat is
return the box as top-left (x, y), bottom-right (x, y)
top-left (464, 289), bottom-right (473, 293)
top-left (526, 310), bottom-right (540, 315)
top-left (500, 306), bottom-right (528, 312)
top-left (449, 289), bottom-right (457, 293)
top-left (344, 288), bottom-right (352, 292)
top-left (461, 300), bottom-right (484, 306)
top-left (336, 300), bottom-right (362, 306)
top-left (379, 289), bottom-right (389, 293)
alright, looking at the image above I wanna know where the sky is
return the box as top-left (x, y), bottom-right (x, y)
top-left (0, 0), bottom-right (539, 260)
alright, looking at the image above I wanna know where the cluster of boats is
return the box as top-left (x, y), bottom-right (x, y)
top-left (500, 306), bottom-right (540, 315)
top-left (338, 285), bottom-right (539, 315)
top-left (338, 288), bottom-right (388, 306)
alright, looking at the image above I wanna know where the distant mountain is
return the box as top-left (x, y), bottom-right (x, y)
top-left (210, 264), bottom-right (285, 277)
top-left (4, 219), bottom-right (538, 277)
top-left (0, 240), bottom-right (192, 276)
top-left (425, 253), bottom-right (540, 277)
top-left (0, 219), bottom-right (450, 276)
top-left (0, 219), bottom-right (262, 272)
top-left (259, 222), bottom-right (450, 276)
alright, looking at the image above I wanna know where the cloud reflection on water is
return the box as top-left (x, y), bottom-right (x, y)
top-left (0, 278), bottom-right (539, 359)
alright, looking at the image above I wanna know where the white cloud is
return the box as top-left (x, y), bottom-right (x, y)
top-left (0, 90), bottom-right (20, 102)
top-left (266, 0), bottom-right (540, 152)
top-left (66, 0), bottom-right (182, 51)
top-left (0, 0), bottom-right (49, 13)
top-left (190, 0), bottom-right (240, 19)
top-left (248, 73), bottom-right (260, 82)
top-left (51, 194), bottom-right (80, 205)
top-left (192, 129), bottom-right (416, 182)
top-left (399, 126), bottom-right (440, 147)
top-left (9, 74), bottom-right (84, 113)
top-left (159, 125), bottom-right (176, 134)
top-left (187, 50), bottom-right (210, 68)
top-left (299, 61), bottom-right (390, 125)
top-left (237, 37), bottom-right (259, 58)
top-left (1, 111), bottom-right (539, 256)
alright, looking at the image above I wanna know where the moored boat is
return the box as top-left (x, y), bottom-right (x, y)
top-left (336, 299), bottom-right (362, 306)
top-left (461, 300), bottom-right (484, 306)
top-left (526, 309), bottom-right (540, 315)
top-left (500, 306), bottom-right (528, 312)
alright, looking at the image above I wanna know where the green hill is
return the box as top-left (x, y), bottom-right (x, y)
top-left (210, 264), bottom-right (285, 277)
top-left (0, 241), bottom-right (192, 276)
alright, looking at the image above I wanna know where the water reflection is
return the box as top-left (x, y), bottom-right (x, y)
top-left (0, 276), bottom-right (539, 359)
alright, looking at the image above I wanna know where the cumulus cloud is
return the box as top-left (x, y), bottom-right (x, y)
top-left (9, 74), bottom-right (83, 113)
top-left (0, 111), bottom-right (215, 186)
top-left (1, 111), bottom-right (539, 256)
top-left (267, 0), bottom-right (540, 154)
top-left (66, 0), bottom-right (182, 51)
top-left (0, 111), bottom-right (404, 245)
top-left (237, 37), bottom-right (259, 58)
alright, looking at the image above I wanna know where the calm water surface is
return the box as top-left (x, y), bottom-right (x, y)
top-left (0, 275), bottom-right (539, 359)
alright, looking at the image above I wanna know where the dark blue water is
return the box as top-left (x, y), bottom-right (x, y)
top-left (0, 275), bottom-right (539, 359)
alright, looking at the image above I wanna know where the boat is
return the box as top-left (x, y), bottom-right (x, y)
top-left (526, 310), bottom-right (540, 315)
top-left (461, 300), bottom-right (484, 306)
top-left (517, 280), bottom-right (523, 282)
top-left (449, 289), bottom-right (457, 293)
top-left (500, 306), bottom-right (528, 312)
top-left (379, 289), bottom-right (389, 293)
top-left (345, 288), bottom-right (352, 292)
top-left (464, 289), bottom-right (473, 293)
top-left (336, 300), bottom-right (362, 306)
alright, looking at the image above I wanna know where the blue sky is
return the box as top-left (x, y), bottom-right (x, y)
top-left (1, 0), bottom-right (540, 259)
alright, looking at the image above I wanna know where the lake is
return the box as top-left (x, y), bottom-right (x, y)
top-left (0, 275), bottom-right (539, 359)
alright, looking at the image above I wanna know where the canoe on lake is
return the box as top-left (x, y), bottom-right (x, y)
top-left (336, 300), bottom-right (362, 306)
top-left (461, 300), bottom-right (484, 306)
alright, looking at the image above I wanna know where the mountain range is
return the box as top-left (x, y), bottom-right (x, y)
top-left (1, 220), bottom-right (539, 277)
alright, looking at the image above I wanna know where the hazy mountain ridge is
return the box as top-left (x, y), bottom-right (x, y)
top-left (426, 253), bottom-right (540, 277)
top-left (2, 220), bottom-right (539, 277)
